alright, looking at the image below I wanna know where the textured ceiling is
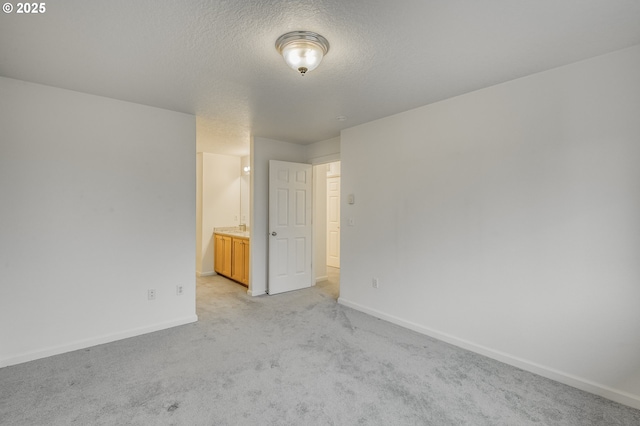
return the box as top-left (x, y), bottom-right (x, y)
top-left (2, 1), bottom-right (640, 156)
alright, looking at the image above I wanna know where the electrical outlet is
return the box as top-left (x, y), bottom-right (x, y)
top-left (372, 278), bottom-right (379, 289)
top-left (176, 285), bottom-right (184, 296)
top-left (148, 289), bottom-right (156, 300)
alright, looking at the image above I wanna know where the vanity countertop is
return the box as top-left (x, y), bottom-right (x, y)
top-left (214, 227), bottom-right (250, 238)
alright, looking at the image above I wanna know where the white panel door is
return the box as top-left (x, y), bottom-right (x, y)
top-left (327, 176), bottom-right (340, 268)
top-left (268, 160), bottom-right (313, 295)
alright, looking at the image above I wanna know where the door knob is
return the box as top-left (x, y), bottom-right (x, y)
top-left (271, 232), bottom-right (277, 236)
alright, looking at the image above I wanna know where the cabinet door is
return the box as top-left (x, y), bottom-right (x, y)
top-left (222, 236), bottom-right (232, 277)
top-left (214, 234), bottom-right (224, 274)
top-left (242, 239), bottom-right (250, 285)
top-left (231, 237), bottom-right (245, 283)
top-left (214, 234), bottom-right (232, 277)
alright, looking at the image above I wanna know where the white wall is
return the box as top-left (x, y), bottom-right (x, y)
top-left (307, 136), bottom-right (340, 165)
top-left (240, 155), bottom-right (251, 227)
top-left (0, 77), bottom-right (197, 366)
top-left (339, 45), bottom-right (640, 408)
top-left (196, 153), bottom-right (240, 276)
top-left (196, 155), bottom-right (204, 275)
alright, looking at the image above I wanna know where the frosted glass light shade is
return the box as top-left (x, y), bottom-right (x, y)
top-left (276, 31), bottom-right (330, 76)
top-left (282, 41), bottom-right (323, 74)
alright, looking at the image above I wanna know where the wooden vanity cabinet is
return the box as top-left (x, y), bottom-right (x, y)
top-left (214, 233), bottom-right (250, 286)
top-left (214, 234), bottom-right (232, 277)
top-left (231, 237), bottom-right (250, 285)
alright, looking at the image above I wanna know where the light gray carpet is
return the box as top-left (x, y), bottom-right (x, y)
top-left (1, 269), bottom-right (639, 425)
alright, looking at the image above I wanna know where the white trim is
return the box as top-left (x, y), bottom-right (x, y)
top-left (315, 275), bottom-right (329, 283)
top-left (197, 271), bottom-right (215, 277)
top-left (247, 288), bottom-right (266, 297)
top-left (0, 315), bottom-right (198, 368)
top-left (337, 297), bottom-right (640, 410)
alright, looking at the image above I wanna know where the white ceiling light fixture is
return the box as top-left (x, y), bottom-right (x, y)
top-left (275, 31), bottom-right (330, 76)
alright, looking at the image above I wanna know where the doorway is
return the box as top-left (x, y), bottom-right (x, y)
top-left (326, 162), bottom-right (340, 269)
top-left (312, 161), bottom-right (341, 295)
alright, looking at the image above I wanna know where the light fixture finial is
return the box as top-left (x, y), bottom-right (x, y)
top-left (275, 31), bottom-right (330, 76)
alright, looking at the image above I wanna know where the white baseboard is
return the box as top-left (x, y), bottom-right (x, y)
top-left (315, 275), bottom-right (329, 283)
top-left (197, 271), bottom-right (215, 277)
top-left (0, 315), bottom-right (198, 368)
top-left (337, 297), bottom-right (640, 411)
top-left (247, 288), bottom-right (266, 296)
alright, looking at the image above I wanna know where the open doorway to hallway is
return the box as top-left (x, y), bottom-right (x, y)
top-left (326, 162), bottom-right (340, 269)
top-left (313, 161), bottom-right (341, 296)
